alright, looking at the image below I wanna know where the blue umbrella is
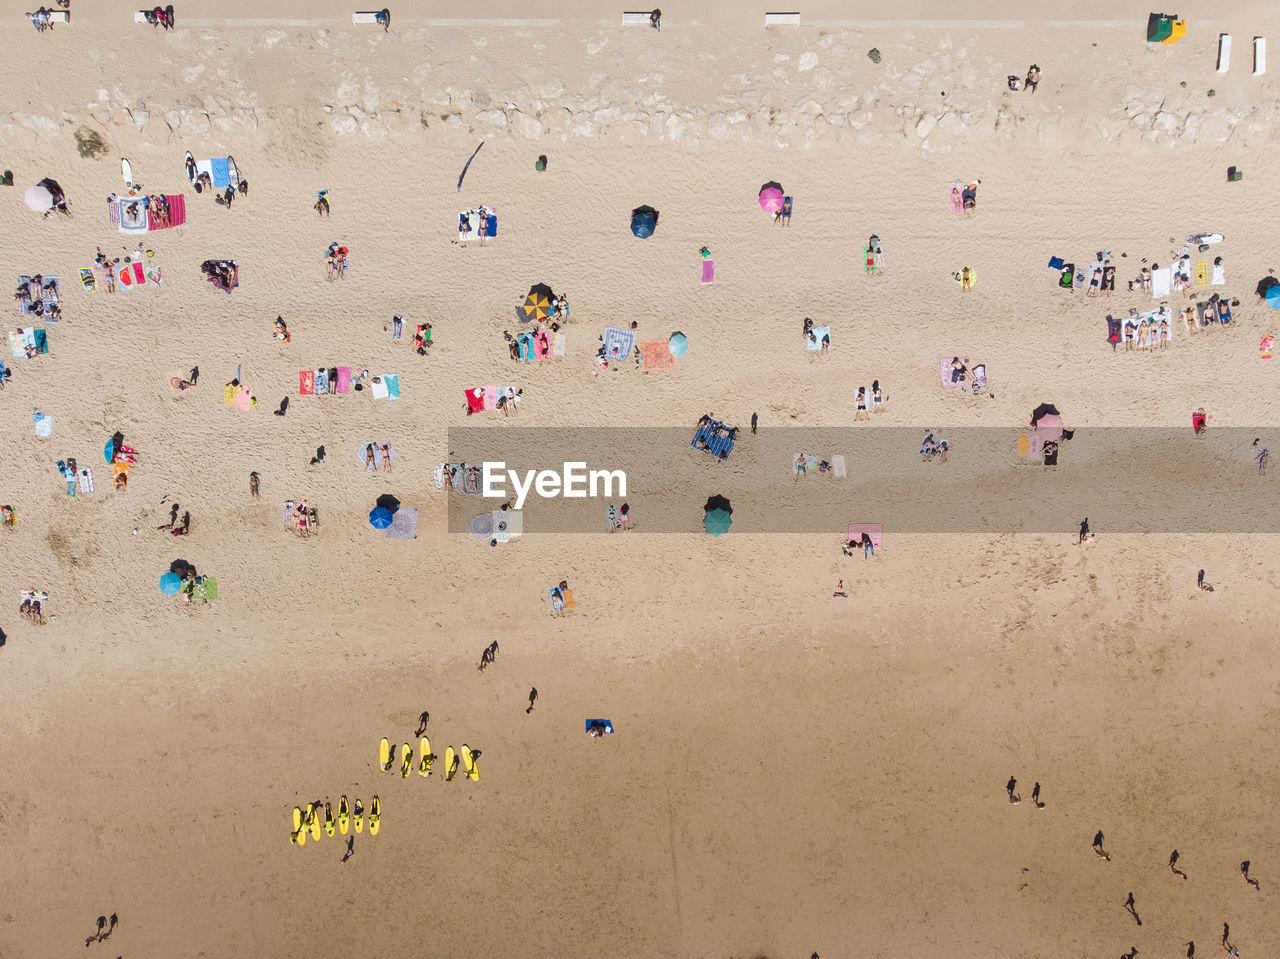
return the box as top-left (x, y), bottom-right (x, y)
top-left (703, 508), bottom-right (732, 537)
top-left (103, 438), bottom-right (116, 462)
top-left (369, 507), bottom-right (394, 529)
top-left (668, 332), bottom-right (689, 357)
top-left (1267, 285), bottom-right (1280, 309)
top-left (630, 205), bottom-right (658, 239)
top-left (159, 572), bottom-right (182, 594)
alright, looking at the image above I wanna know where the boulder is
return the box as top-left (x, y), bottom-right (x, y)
top-left (330, 115), bottom-right (358, 135)
top-left (798, 51), bottom-right (819, 72)
top-left (915, 113), bottom-right (937, 138)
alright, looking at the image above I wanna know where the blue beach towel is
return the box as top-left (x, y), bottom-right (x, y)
top-left (806, 325), bottom-right (830, 351)
top-left (584, 719), bottom-right (615, 734)
top-left (1047, 256), bottom-right (1065, 271)
top-left (384, 372), bottom-right (400, 401)
top-left (210, 158), bottom-right (230, 189)
top-left (602, 327), bottom-right (636, 362)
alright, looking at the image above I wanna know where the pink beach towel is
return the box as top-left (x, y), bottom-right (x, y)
top-left (299, 370), bottom-right (315, 395)
top-left (336, 367), bottom-right (352, 393)
top-left (701, 260), bottom-right (715, 283)
top-left (482, 385), bottom-right (500, 410)
top-left (147, 194), bottom-right (186, 230)
top-left (939, 356), bottom-right (969, 389)
top-left (846, 523), bottom-right (883, 550)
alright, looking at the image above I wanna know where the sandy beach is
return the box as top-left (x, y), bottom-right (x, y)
top-left (2, 2), bottom-right (1280, 957)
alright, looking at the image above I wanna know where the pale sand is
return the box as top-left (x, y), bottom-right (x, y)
top-left (2, 3), bottom-right (1280, 957)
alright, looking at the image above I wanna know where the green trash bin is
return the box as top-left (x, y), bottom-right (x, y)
top-left (1147, 13), bottom-right (1174, 42)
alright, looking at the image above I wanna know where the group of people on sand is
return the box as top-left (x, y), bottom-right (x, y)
top-left (1006, 64), bottom-right (1041, 92)
top-left (773, 196), bottom-right (792, 226)
top-left (1109, 312), bottom-right (1171, 351)
top-left (12, 274), bottom-right (61, 319)
top-left (605, 503), bottom-right (632, 531)
top-left (803, 316), bottom-right (831, 351)
top-left (364, 443), bottom-right (394, 471)
top-left (854, 381), bottom-right (885, 419)
top-left (458, 207), bottom-right (491, 245)
top-left (952, 180), bottom-right (979, 215)
top-left (694, 413), bottom-right (738, 449)
top-left (325, 243), bottom-right (349, 280)
top-left (19, 592), bottom-right (48, 624)
top-left (26, 3), bottom-right (67, 32)
top-left (920, 431), bottom-right (950, 462)
top-left (842, 531), bottom-right (877, 559)
top-left (288, 499), bottom-right (318, 534)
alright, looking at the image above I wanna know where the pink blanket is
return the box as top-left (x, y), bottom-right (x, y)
top-left (939, 356), bottom-right (969, 389)
top-left (336, 367), bottom-right (352, 393)
top-left (701, 260), bottom-right (715, 283)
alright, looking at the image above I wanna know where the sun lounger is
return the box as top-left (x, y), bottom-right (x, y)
top-left (1254, 37), bottom-right (1266, 75)
top-left (1151, 267), bottom-right (1172, 298)
top-left (846, 523), bottom-right (882, 551)
top-left (765, 12), bottom-right (801, 25)
top-left (621, 11), bottom-right (652, 23)
top-left (805, 325), bottom-right (829, 351)
top-left (701, 260), bottom-right (715, 283)
top-left (353, 9), bottom-right (389, 25)
top-left (1218, 34), bottom-right (1232, 73)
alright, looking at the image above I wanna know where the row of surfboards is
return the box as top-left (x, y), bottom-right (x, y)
top-left (379, 736), bottom-right (478, 781)
top-left (291, 795), bottom-right (378, 844)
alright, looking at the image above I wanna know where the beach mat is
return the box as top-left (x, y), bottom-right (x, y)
top-left (299, 370), bottom-right (315, 395)
top-left (210, 157), bottom-right (230, 189)
top-left (469, 512), bottom-right (494, 538)
top-left (939, 356), bottom-right (969, 389)
top-left (384, 372), bottom-right (400, 400)
top-left (584, 719), bottom-right (614, 734)
top-left (78, 267), bottom-right (95, 292)
top-left (602, 327), bottom-right (636, 362)
top-left (640, 339), bottom-right (675, 371)
top-left (371, 376), bottom-right (389, 400)
top-left (16, 276), bottom-right (59, 316)
top-left (701, 260), bottom-right (715, 283)
top-left (336, 367), bottom-right (352, 393)
top-left (386, 507), bottom-right (418, 539)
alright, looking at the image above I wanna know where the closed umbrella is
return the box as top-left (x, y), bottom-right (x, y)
top-left (668, 332), bottom-right (689, 357)
top-left (24, 183), bottom-right (54, 212)
top-left (368, 507), bottom-right (394, 529)
top-left (758, 181), bottom-right (784, 213)
top-left (159, 572), bottom-right (182, 594)
top-left (630, 205), bottom-right (658, 238)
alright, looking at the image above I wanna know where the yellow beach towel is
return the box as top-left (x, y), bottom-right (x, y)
top-left (1196, 259), bottom-right (1209, 287)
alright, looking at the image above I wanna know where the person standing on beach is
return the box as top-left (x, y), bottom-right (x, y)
top-left (526, 687), bottom-right (538, 714)
top-left (1222, 923), bottom-right (1230, 947)
top-left (1186, 942), bottom-right (1194, 958)
top-left (1006, 776), bottom-right (1018, 802)
top-left (1170, 849), bottom-right (1187, 879)
top-left (1031, 782), bottom-right (1044, 808)
top-left (649, 8), bottom-right (660, 30)
top-left (1241, 860), bottom-right (1260, 889)
top-left (751, 412), bottom-right (758, 435)
top-left (1093, 830), bottom-right (1109, 860)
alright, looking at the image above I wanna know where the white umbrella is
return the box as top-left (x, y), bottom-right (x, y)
top-left (24, 183), bottom-right (54, 212)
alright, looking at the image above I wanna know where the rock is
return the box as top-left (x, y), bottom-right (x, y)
top-left (650, 113), bottom-right (666, 135)
top-left (665, 114), bottom-right (687, 141)
top-left (707, 113), bottom-right (730, 140)
top-left (915, 114), bottom-right (937, 138)
top-left (474, 88), bottom-right (491, 109)
top-left (571, 114), bottom-right (595, 137)
top-left (936, 111), bottom-right (966, 136)
top-left (361, 85), bottom-right (379, 114)
top-left (330, 115), bottom-right (358, 135)
top-left (446, 114), bottom-right (463, 129)
top-left (17, 114), bottom-right (61, 138)
top-left (485, 109), bottom-right (508, 128)
top-left (509, 109), bottom-right (542, 139)
top-left (453, 89), bottom-right (474, 110)
top-left (593, 106), bottom-right (621, 124)
top-left (263, 29), bottom-right (287, 47)
top-left (586, 33), bottom-right (608, 56)
top-left (181, 112), bottom-right (210, 135)
top-left (799, 51), bottom-right (819, 72)
top-left (132, 110), bottom-right (149, 133)
top-left (827, 113), bottom-right (846, 127)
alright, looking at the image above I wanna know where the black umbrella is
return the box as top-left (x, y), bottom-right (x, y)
top-left (170, 559), bottom-right (197, 578)
top-left (704, 494), bottom-right (732, 514)
top-left (1257, 276), bottom-right (1278, 300)
top-left (375, 493), bottom-right (401, 514)
top-left (1030, 403), bottom-right (1060, 428)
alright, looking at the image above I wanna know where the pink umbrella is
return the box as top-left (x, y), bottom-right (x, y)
top-left (1034, 412), bottom-right (1063, 441)
top-left (759, 181), bottom-right (784, 213)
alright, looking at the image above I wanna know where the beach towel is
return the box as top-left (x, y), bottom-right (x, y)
top-left (111, 196), bottom-right (150, 234)
top-left (386, 507), bottom-right (418, 540)
top-left (1151, 267), bottom-right (1172, 298)
top-left (117, 262), bottom-right (146, 289)
top-left (210, 157), bottom-right (231, 189)
top-left (692, 419), bottom-right (735, 460)
top-left (469, 512), bottom-right (494, 538)
top-left (701, 260), bottom-right (715, 283)
top-left (9, 328), bottom-right (43, 358)
top-left (465, 388), bottom-right (485, 415)
top-left (1213, 262), bottom-right (1226, 286)
top-left (493, 510), bottom-right (513, 543)
top-left (602, 327), bottom-right (636, 362)
top-left (384, 373), bottom-right (400, 401)
top-left (640, 339), bottom-right (675, 371)
top-left (1196, 259), bottom-right (1209, 287)
top-left (552, 332), bottom-right (567, 358)
top-left (831, 455), bottom-right (847, 478)
top-left (846, 523), bottom-right (883, 551)
top-left (1047, 256), bottom-right (1065, 271)
top-left (336, 367), bottom-right (352, 393)
top-left (1195, 301), bottom-right (1215, 327)
top-left (78, 468), bottom-right (93, 493)
top-left (457, 207), bottom-right (497, 241)
top-left (147, 193), bottom-right (186, 230)
top-left (806, 325), bottom-right (830, 351)
top-left (1218, 300), bottom-right (1232, 325)
top-left (78, 268), bottom-right (95, 292)
top-left (516, 332), bottom-right (535, 362)
top-left (16, 276), bottom-right (60, 317)
top-left (1018, 434), bottom-right (1031, 456)
top-left (792, 453), bottom-right (820, 475)
top-left (299, 370), bottom-right (315, 395)
top-left (371, 376), bottom-right (389, 400)
top-left (584, 719), bottom-right (614, 734)
top-left (33, 412), bottom-right (51, 437)
top-left (235, 385), bottom-right (255, 411)
top-left (313, 368), bottom-right (328, 394)
top-left (939, 356), bottom-right (969, 389)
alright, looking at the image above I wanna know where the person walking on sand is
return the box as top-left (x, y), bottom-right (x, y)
top-left (1186, 942), bottom-right (1195, 958)
top-left (1222, 923), bottom-right (1230, 948)
top-left (342, 836), bottom-right (355, 862)
top-left (526, 687), bottom-right (538, 713)
top-left (1170, 849), bottom-right (1187, 879)
top-left (1241, 860), bottom-right (1260, 889)
top-left (1032, 782), bottom-right (1044, 808)
top-left (1006, 776), bottom-right (1018, 802)
top-left (1093, 830), bottom-right (1110, 860)
top-left (1123, 892), bottom-right (1142, 925)
top-left (415, 711), bottom-right (430, 737)
top-left (751, 412), bottom-right (758, 435)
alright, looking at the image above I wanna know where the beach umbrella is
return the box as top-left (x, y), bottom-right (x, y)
top-left (24, 183), bottom-right (54, 212)
top-left (1034, 412), bottom-right (1064, 441)
top-left (159, 572), bottom-right (182, 594)
top-left (668, 332), bottom-right (689, 357)
top-left (521, 283), bottom-right (555, 322)
top-left (1267, 285), bottom-right (1280, 310)
top-left (368, 507), bottom-right (394, 529)
top-left (703, 508), bottom-right (732, 537)
top-left (375, 492), bottom-right (401, 514)
top-left (759, 181), bottom-right (785, 213)
top-left (704, 494), bottom-right (733, 514)
top-left (630, 205), bottom-right (658, 239)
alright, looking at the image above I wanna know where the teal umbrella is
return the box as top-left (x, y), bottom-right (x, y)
top-left (668, 332), bottom-right (689, 357)
top-left (159, 572), bottom-right (182, 594)
top-left (703, 508), bottom-right (732, 536)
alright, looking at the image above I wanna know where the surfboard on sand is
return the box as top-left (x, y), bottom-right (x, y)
top-left (1186, 232), bottom-right (1224, 246)
top-left (418, 737), bottom-right (432, 777)
top-left (121, 157), bottom-right (133, 188)
top-left (379, 737), bottom-right (392, 771)
top-left (292, 806), bottom-right (303, 844)
top-left (369, 796), bottom-right (381, 836)
top-left (353, 798), bottom-right (364, 833)
top-left (324, 803), bottom-right (335, 837)
top-left (308, 804), bottom-right (322, 842)
top-left (185, 151), bottom-right (199, 192)
top-left (338, 795), bottom-right (349, 835)
top-left (461, 744), bottom-right (479, 782)
top-left (445, 746), bottom-right (457, 781)
top-left (400, 742), bottom-right (412, 778)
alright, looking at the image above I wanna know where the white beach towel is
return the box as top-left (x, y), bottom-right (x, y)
top-left (33, 412), bottom-right (52, 437)
top-left (371, 377), bottom-right (389, 400)
top-left (1151, 267), bottom-right (1172, 298)
top-left (1212, 263), bottom-right (1226, 286)
top-left (831, 455), bottom-right (847, 478)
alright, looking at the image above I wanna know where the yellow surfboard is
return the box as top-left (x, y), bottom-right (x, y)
top-left (324, 802), bottom-right (335, 837)
top-left (379, 737), bottom-right (392, 771)
top-left (400, 742), bottom-right (412, 778)
top-left (369, 796), bottom-right (381, 836)
top-left (353, 798), bottom-right (364, 834)
top-left (307, 803), bottom-right (322, 842)
top-left (338, 795), bottom-right (349, 835)
top-left (445, 746), bottom-right (457, 781)
top-left (461, 744), bottom-right (479, 782)
top-left (418, 737), bottom-right (432, 777)
top-left (292, 806), bottom-right (303, 845)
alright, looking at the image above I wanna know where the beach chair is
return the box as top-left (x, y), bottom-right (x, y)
top-left (47, 9), bottom-right (69, 23)
top-left (621, 11), bottom-right (651, 24)
top-left (353, 9), bottom-right (389, 25)
top-left (1217, 34), bottom-right (1231, 73)
top-left (764, 12), bottom-right (801, 25)
top-left (1254, 37), bottom-right (1267, 75)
